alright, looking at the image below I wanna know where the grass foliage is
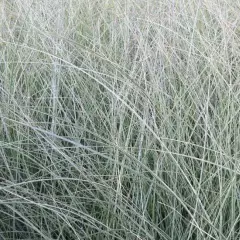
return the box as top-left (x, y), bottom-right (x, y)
top-left (1, 0), bottom-right (240, 239)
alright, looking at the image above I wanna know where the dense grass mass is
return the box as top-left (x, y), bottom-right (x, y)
top-left (0, 0), bottom-right (240, 239)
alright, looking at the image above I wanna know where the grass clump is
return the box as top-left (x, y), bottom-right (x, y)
top-left (1, 0), bottom-right (240, 239)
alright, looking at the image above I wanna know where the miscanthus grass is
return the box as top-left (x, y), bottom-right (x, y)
top-left (0, 0), bottom-right (240, 239)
